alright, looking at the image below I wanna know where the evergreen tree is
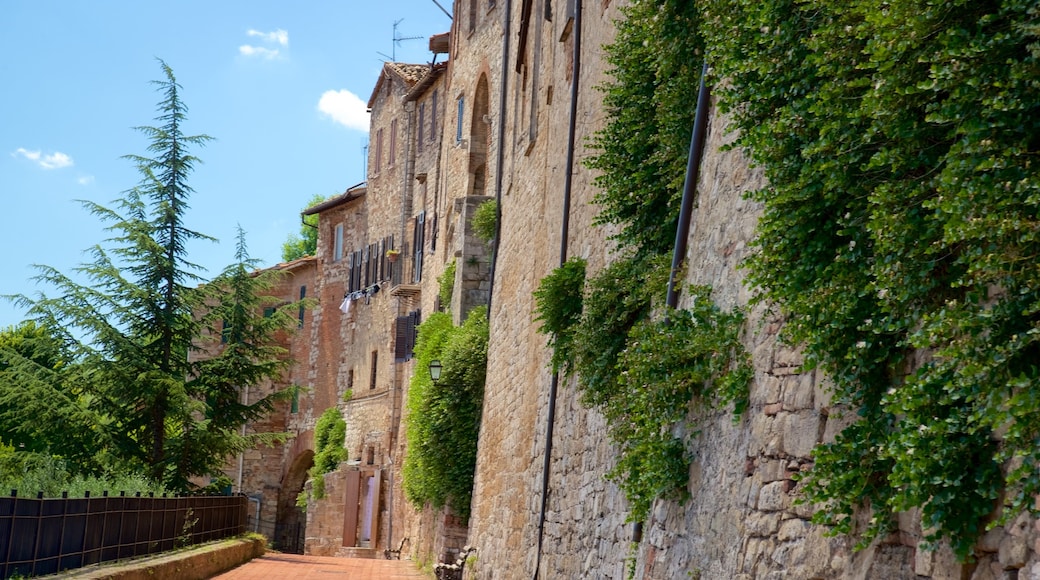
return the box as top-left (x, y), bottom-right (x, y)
top-left (11, 61), bottom-right (297, 490)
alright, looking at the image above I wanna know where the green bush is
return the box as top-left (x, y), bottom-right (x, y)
top-left (471, 200), bottom-right (497, 246)
top-left (309, 407), bottom-right (347, 500)
top-left (402, 307), bottom-right (488, 520)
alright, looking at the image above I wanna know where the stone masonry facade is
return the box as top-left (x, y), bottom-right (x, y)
top-left (219, 0), bottom-right (1040, 577)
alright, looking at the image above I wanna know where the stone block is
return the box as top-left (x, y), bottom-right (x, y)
top-left (744, 511), bottom-right (780, 537)
top-left (781, 372), bottom-right (815, 411)
top-left (998, 533), bottom-right (1028, 569)
top-left (781, 410), bottom-right (821, 458)
top-left (777, 518), bottom-right (810, 542)
top-left (750, 373), bottom-right (781, 407)
top-left (757, 481), bottom-right (788, 512)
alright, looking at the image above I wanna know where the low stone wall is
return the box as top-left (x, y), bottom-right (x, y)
top-left (53, 536), bottom-right (266, 580)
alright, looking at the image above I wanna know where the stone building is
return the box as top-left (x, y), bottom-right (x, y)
top-left (194, 255), bottom-right (317, 553)
top-left (219, 0), bottom-right (1040, 576)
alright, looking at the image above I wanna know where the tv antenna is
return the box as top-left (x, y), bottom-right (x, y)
top-left (376, 19), bottom-right (423, 62)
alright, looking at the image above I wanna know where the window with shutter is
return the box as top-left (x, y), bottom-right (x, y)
top-left (413, 212), bottom-right (426, 283)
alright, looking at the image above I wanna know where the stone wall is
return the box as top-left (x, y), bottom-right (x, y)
top-left (465, 1), bottom-right (1040, 579)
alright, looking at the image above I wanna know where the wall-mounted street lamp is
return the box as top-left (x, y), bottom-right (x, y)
top-left (428, 359), bottom-right (443, 383)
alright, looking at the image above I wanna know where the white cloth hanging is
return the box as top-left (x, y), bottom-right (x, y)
top-left (339, 296), bottom-right (354, 315)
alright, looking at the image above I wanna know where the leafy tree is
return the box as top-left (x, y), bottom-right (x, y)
top-left (0, 322), bottom-right (101, 468)
top-left (11, 61), bottom-right (297, 490)
top-left (281, 193), bottom-right (328, 261)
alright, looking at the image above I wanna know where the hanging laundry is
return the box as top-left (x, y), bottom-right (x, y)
top-left (339, 295), bottom-right (354, 315)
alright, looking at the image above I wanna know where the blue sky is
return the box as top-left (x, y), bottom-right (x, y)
top-left (0, 1), bottom-right (452, 329)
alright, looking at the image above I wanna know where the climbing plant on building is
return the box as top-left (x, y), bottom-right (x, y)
top-left (529, 0), bottom-right (753, 525)
top-left (307, 407), bottom-right (347, 501)
top-left (702, 0), bottom-right (1040, 559)
top-left (402, 306), bottom-right (488, 521)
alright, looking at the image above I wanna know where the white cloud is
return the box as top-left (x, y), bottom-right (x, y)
top-left (248, 28), bottom-right (288, 47)
top-left (12, 148), bottom-right (73, 170)
top-left (77, 175), bottom-right (95, 186)
top-left (240, 28), bottom-right (288, 59)
top-left (318, 90), bottom-right (370, 132)
top-left (239, 45), bottom-right (280, 59)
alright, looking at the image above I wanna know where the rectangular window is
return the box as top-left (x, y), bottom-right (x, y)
top-left (369, 350), bottom-right (378, 390)
top-left (431, 91), bottom-right (438, 143)
top-left (347, 368), bottom-right (354, 392)
top-left (412, 212), bottom-right (426, 283)
top-left (298, 285), bottom-right (306, 328)
top-left (394, 310), bottom-right (422, 362)
top-left (263, 306), bottom-right (276, 318)
top-left (375, 128), bottom-right (384, 171)
top-left (334, 224), bottom-right (344, 262)
top-left (469, 0), bottom-right (477, 32)
top-left (389, 118), bottom-right (398, 166)
top-left (456, 96), bottom-right (465, 143)
top-left (291, 387), bottom-right (299, 414)
top-left (418, 103), bottom-right (425, 152)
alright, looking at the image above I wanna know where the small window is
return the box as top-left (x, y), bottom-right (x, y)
top-left (456, 96), bottom-right (465, 143)
top-left (431, 91), bottom-right (438, 143)
top-left (369, 350), bottom-right (378, 390)
top-left (389, 118), bottom-right (398, 166)
top-left (375, 128), bottom-right (384, 171)
top-left (290, 387), bottom-right (299, 414)
top-left (298, 285), bottom-right (306, 328)
top-left (469, 0), bottom-right (477, 32)
top-left (333, 224), bottom-right (344, 262)
top-left (263, 306), bottom-right (276, 318)
top-left (418, 103), bottom-right (425, 152)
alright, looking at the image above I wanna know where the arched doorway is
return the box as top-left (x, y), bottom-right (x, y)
top-left (276, 449), bottom-right (314, 553)
top-left (467, 75), bottom-right (491, 197)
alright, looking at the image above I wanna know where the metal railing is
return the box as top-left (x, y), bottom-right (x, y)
top-left (0, 491), bottom-right (247, 579)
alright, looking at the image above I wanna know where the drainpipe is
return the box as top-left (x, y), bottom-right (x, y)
top-left (486, 0), bottom-right (513, 316)
top-left (631, 60), bottom-right (713, 546)
top-left (665, 61), bottom-right (711, 311)
top-left (532, 1), bottom-right (582, 578)
top-left (248, 496), bottom-right (261, 533)
top-left (237, 385), bottom-right (249, 493)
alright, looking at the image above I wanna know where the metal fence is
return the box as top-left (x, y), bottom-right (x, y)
top-left (0, 491), bottom-right (247, 579)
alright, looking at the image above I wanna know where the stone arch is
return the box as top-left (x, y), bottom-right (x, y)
top-left (276, 449), bottom-right (314, 553)
top-left (467, 75), bottom-right (491, 197)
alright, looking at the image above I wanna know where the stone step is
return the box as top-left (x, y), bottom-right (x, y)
top-left (336, 546), bottom-right (378, 559)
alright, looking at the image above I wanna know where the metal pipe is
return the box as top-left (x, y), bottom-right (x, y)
top-left (632, 60), bottom-right (712, 546)
top-left (533, 1), bottom-right (582, 578)
top-left (665, 61), bottom-right (711, 310)
top-left (486, 0), bottom-right (513, 317)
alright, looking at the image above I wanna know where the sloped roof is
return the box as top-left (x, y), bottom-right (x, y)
top-left (367, 62), bottom-right (432, 109)
top-left (404, 61), bottom-right (448, 103)
top-left (302, 182), bottom-right (367, 216)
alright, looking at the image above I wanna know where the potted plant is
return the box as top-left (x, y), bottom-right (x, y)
top-left (386, 248), bottom-right (401, 263)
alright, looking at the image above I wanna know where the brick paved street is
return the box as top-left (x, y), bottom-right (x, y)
top-left (213, 553), bottom-right (429, 579)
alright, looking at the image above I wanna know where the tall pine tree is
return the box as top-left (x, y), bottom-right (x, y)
top-left (13, 61), bottom-right (297, 490)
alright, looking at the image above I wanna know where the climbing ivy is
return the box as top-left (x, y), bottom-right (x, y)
top-left (535, 253), bottom-right (750, 522)
top-left (531, 0), bottom-right (754, 525)
top-left (402, 307), bottom-right (488, 521)
top-left (586, 0), bottom-right (705, 257)
top-left (532, 257), bottom-right (586, 374)
top-left (700, 0), bottom-right (1040, 559)
top-left (309, 407), bottom-right (347, 500)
